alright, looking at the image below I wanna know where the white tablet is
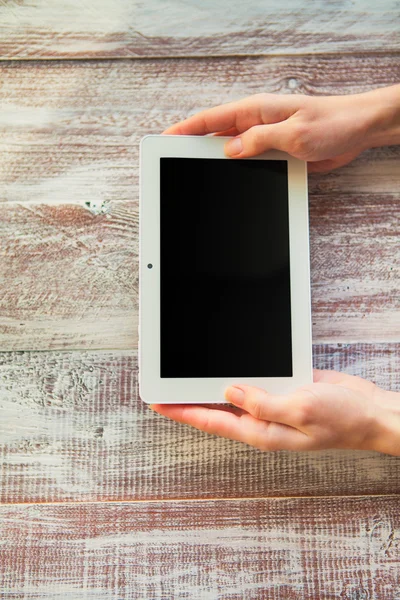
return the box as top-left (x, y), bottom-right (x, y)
top-left (139, 134), bottom-right (312, 404)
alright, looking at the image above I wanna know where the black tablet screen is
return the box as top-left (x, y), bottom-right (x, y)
top-left (160, 157), bottom-right (292, 378)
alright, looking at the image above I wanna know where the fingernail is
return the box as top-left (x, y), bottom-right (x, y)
top-left (225, 137), bottom-right (243, 156)
top-left (225, 386), bottom-right (245, 405)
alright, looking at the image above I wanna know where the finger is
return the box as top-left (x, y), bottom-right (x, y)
top-left (150, 404), bottom-right (250, 440)
top-left (162, 95), bottom-right (269, 136)
top-left (162, 102), bottom-right (240, 136)
top-left (224, 122), bottom-right (288, 158)
top-left (224, 384), bottom-right (296, 426)
top-left (211, 127), bottom-right (240, 137)
top-left (258, 420), bottom-right (312, 451)
top-left (162, 93), bottom-right (297, 138)
top-left (150, 404), bottom-right (310, 451)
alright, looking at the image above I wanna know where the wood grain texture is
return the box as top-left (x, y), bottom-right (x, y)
top-left (0, 7), bottom-right (398, 597)
top-left (309, 191), bottom-right (399, 343)
top-left (0, 203), bottom-right (138, 350)
top-left (1, 496), bottom-right (400, 599)
top-left (1, 56), bottom-right (399, 202)
top-left (0, 57), bottom-right (399, 348)
top-left (0, 193), bottom-right (398, 349)
top-left (0, 0), bottom-right (399, 59)
top-left (1, 344), bottom-right (399, 504)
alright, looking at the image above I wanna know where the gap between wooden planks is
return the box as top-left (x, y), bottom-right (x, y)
top-left (2, 50), bottom-right (400, 62)
top-left (1, 494), bottom-right (400, 507)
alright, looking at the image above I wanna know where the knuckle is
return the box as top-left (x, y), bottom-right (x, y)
top-left (256, 429), bottom-right (281, 452)
top-left (288, 120), bottom-right (313, 157)
top-left (201, 412), bottom-right (211, 432)
top-left (194, 408), bottom-right (212, 432)
top-left (246, 125), bottom-right (268, 154)
top-left (246, 388), bottom-right (270, 420)
top-left (248, 396), bottom-right (264, 421)
top-left (293, 390), bottom-right (318, 426)
top-left (247, 420), bottom-right (280, 453)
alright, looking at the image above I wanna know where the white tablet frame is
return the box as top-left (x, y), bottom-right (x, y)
top-left (139, 134), bottom-right (312, 404)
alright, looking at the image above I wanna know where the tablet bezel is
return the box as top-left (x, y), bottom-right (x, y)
top-left (139, 134), bottom-right (312, 404)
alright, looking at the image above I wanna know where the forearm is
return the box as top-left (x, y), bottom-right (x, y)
top-left (362, 84), bottom-right (400, 149)
top-left (370, 388), bottom-right (400, 456)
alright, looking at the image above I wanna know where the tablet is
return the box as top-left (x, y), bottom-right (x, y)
top-left (139, 134), bottom-right (312, 404)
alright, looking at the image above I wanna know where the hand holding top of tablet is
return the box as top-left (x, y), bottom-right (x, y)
top-left (154, 84), bottom-right (400, 456)
top-left (162, 84), bottom-right (400, 173)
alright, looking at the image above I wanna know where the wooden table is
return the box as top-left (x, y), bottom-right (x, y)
top-left (1, 2), bottom-right (399, 598)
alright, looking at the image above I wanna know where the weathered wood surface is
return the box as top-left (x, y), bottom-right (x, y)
top-left (0, 0), bottom-right (399, 59)
top-left (0, 203), bottom-right (138, 351)
top-left (1, 344), bottom-right (399, 504)
top-left (2, 496), bottom-right (400, 599)
top-left (0, 57), bottom-right (399, 349)
top-left (1, 56), bottom-right (399, 201)
top-left (1, 11), bottom-right (399, 596)
top-left (0, 191), bottom-right (398, 350)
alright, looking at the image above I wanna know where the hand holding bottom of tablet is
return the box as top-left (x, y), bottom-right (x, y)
top-left (150, 370), bottom-right (400, 456)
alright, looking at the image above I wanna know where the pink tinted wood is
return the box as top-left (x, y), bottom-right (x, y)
top-left (0, 344), bottom-right (399, 504)
top-left (0, 57), bottom-right (399, 349)
top-left (0, 192), bottom-right (398, 349)
top-left (1, 496), bottom-right (400, 599)
top-left (1, 56), bottom-right (399, 204)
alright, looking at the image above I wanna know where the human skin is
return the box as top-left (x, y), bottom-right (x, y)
top-left (163, 84), bottom-right (400, 172)
top-left (150, 85), bottom-right (400, 456)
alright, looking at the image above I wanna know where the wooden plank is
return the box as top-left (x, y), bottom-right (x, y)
top-left (1, 496), bottom-right (400, 598)
top-left (1, 55), bottom-right (400, 150)
top-left (0, 1), bottom-right (399, 59)
top-left (0, 191), bottom-right (398, 349)
top-left (1, 344), bottom-right (399, 504)
top-left (1, 56), bottom-right (399, 204)
top-left (309, 191), bottom-right (400, 343)
top-left (0, 203), bottom-right (138, 351)
top-left (1, 56), bottom-right (398, 205)
top-left (0, 57), bottom-right (399, 349)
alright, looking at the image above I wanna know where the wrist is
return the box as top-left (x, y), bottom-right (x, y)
top-left (360, 85), bottom-right (400, 150)
top-left (368, 387), bottom-right (400, 456)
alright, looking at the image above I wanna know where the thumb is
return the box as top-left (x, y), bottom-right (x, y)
top-left (224, 123), bottom-right (288, 158)
top-left (224, 384), bottom-right (295, 426)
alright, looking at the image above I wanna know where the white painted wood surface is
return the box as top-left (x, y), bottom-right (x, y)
top-left (0, 345), bottom-right (399, 504)
top-left (0, 0), bottom-right (399, 58)
top-left (0, 2), bottom-right (399, 596)
top-left (0, 193), bottom-right (398, 350)
top-left (1, 56), bottom-right (399, 203)
top-left (1, 497), bottom-right (400, 599)
top-left (0, 58), bottom-right (399, 349)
